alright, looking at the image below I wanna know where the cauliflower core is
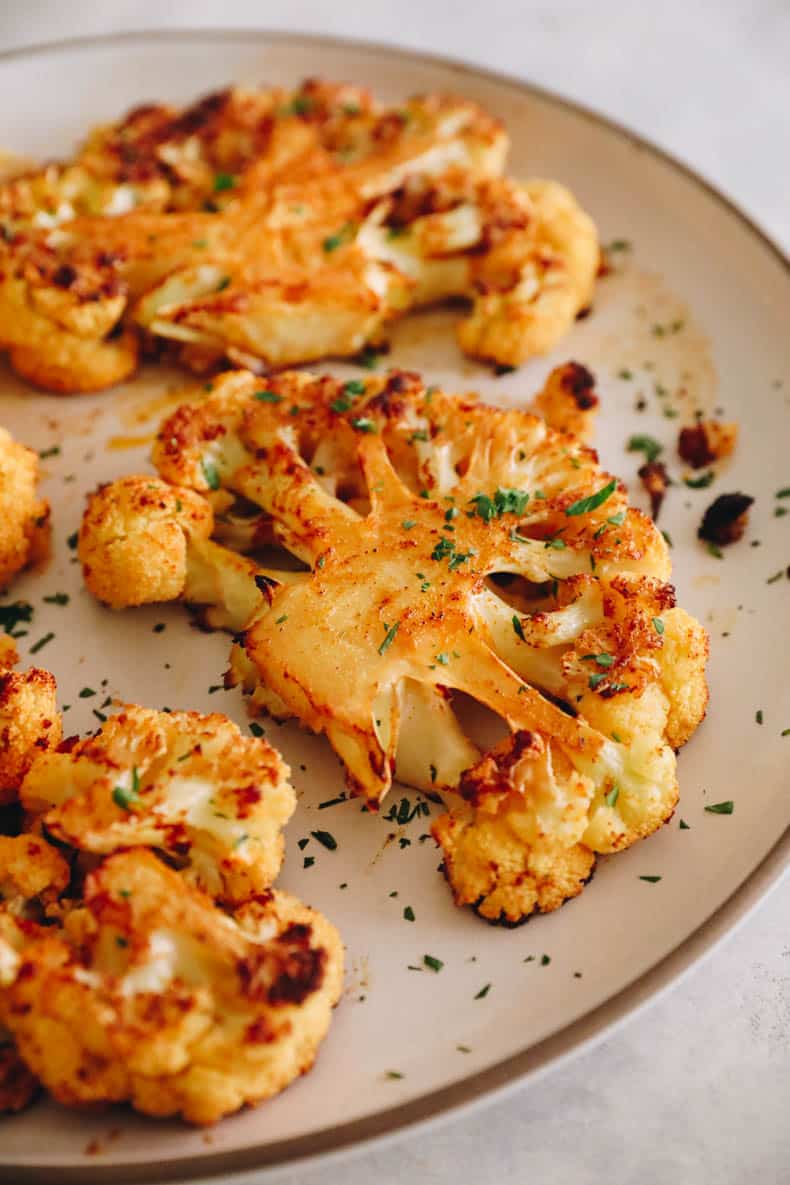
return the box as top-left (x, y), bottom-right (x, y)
top-left (0, 425), bottom-right (50, 589)
top-left (21, 706), bottom-right (296, 906)
top-left (0, 849), bottom-right (343, 1124)
top-left (0, 77), bottom-right (595, 390)
top-left (82, 367), bottom-right (708, 923)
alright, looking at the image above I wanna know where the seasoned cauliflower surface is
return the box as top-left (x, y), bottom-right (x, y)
top-left (0, 425), bottom-right (50, 590)
top-left (21, 706), bottom-right (296, 906)
top-left (0, 1040), bottom-right (39, 1113)
top-left (82, 367), bottom-right (708, 922)
top-left (0, 849), bottom-right (343, 1124)
top-left (0, 835), bottom-right (70, 919)
top-left (0, 637), bottom-right (62, 806)
top-left (0, 78), bottom-right (595, 391)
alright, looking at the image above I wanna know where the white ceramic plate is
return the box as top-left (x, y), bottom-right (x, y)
top-left (1, 30), bottom-right (788, 1185)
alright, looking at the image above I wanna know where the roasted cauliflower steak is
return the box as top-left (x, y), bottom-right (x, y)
top-left (0, 78), bottom-right (596, 390)
top-left (0, 849), bottom-right (343, 1124)
top-left (20, 705), bottom-right (296, 906)
top-left (80, 366), bottom-right (709, 923)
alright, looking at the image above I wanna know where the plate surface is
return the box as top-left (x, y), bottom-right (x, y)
top-left (1, 30), bottom-right (788, 1184)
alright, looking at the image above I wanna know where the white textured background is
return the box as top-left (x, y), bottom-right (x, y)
top-left (2, 5), bottom-right (788, 1184)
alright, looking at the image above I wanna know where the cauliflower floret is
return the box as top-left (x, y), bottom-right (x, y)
top-left (21, 706), bottom-right (296, 906)
top-left (0, 835), bottom-right (70, 918)
top-left (434, 731), bottom-right (596, 925)
top-left (0, 639), bottom-right (62, 806)
top-left (0, 425), bottom-right (50, 589)
top-left (79, 475), bottom-right (213, 608)
top-left (0, 849), bottom-right (343, 1124)
top-left (532, 361), bottom-right (599, 442)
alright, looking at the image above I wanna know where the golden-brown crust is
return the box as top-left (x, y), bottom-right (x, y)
top-left (0, 426), bottom-right (50, 590)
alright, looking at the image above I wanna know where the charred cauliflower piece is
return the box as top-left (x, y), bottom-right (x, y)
top-left (0, 636), bottom-right (61, 806)
top-left (0, 849), bottom-right (343, 1124)
top-left (20, 706), bottom-right (296, 906)
top-left (0, 426), bottom-right (50, 589)
top-left (0, 1040), bottom-right (39, 1113)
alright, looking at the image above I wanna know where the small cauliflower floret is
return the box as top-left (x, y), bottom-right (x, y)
top-left (532, 361), bottom-right (599, 441)
top-left (456, 179), bottom-right (598, 366)
top-left (0, 849), bottom-right (343, 1124)
top-left (0, 835), bottom-right (70, 918)
top-left (678, 420), bottom-right (738, 469)
top-left (20, 706), bottom-right (296, 906)
top-left (79, 475), bottom-right (213, 608)
top-left (0, 425), bottom-right (50, 590)
top-left (434, 731), bottom-right (596, 925)
top-left (656, 607), bottom-right (710, 749)
top-left (0, 641), bottom-right (62, 806)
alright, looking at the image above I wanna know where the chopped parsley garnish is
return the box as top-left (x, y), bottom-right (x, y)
top-left (201, 458), bottom-right (220, 490)
top-left (318, 794), bottom-right (347, 810)
top-left (249, 722), bottom-right (265, 737)
top-left (704, 800), bottom-right (734, 815)
top-left (344, 379), bottom-right (366, 396)
top-left (468, 487), bottom-right (530, 522)
top-left (755, 709), bottom-right (764, 725)
top-left (402, 520), bottom-right (416, 530)
top-left (355, 346), bottom-right (381, 369)
top-left (639, 875), bottom-right (662, 883)
top-left (604, 786), bottom-right (620, 807)
top-left (679, 819), bottom-right (690, 829)
top-left (385, 1070), bottom-right (404, 1080)
top-left (544, 536), bottom-right (566, 550)
top-left (566, 478), bottom-right (617, 517)
top-left (303, 856), bottom-right (315, 868)
top-left (403, 906), bottom-right (415, 922)
top-left (67, 531), bottom-right (79, 550)
top-left (627, 434), bottom-right (663, 464)
top-left (378, 620), bottom-right (400, 655)
top-left (254, 389), bottom-right (283, 403)
top-left (330, 395), bottom-right (352, 412)
top-left (512, 615), bottom-right (526, 642)
top-left (311, 829), bottom-right (337, 850)
top-left (540, 954), bottom-right (551, 966)
top-left (430, 536), bottom-right (476, 569)
top-left (474, 983), bottom-right (491, 999)
top-left (423, 954), bottom-right (443, 972)
top-left (767, 570), bottom-right (784, 584)
top-left (706, 542), bottom-right (724, 559)
top-left (322, 222), bottom-right (354, 252)
top-left (39, 445), bottom-right (61, 459)
top-left (683, 471), bottom-right (715, 489)
top-left (213, 172), bottom-right (236, 191)
top-left (652, 617), bottom-right (665, 635)
top-left (79, 687), bottom-right (96, 698)
top-left (112, 769), bottom-right (141, 812)
top-left (617, 368), bottom-right (633, 380)
top-left (457, 1044), bottom-right (471, 1053)
top-left (583, 652), bottom-right (614, 667)
top-left (29, 632), bottom-right (54, 654)
top-left (0, 600), bottom-right (33, 637)
top-left (153, 622), bottom-right (166, 633)
top-left (350, 417), bottom-right (377, 433)
top-left (275, 614), bottom-right (288, 625)
top-left (588, 672), bottom-right (607, 690)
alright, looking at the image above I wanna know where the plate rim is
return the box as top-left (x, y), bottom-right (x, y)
top-left (0, 26), bottom-right (787, 1185)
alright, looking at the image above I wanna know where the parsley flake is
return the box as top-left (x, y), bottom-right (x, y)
top-left (512, 615), bottom-right (526, 642)
top-left (627, 435), bottom-right (663, 464)
top-left (704, 801), bottom-right (734, 814)
top-left (378, 620), bottom-right (400, 655)
top-left (311, 830), bottom-right (338, 850)
top-left (474, 983), bottom-right (491, 999)
top-left (201, 458), bottom-right (220, 490)
top-left (565, 478), bottom-right (618, 517)
top-left (254, 389), bottom-right (283, 403)
top-left (423, 954), bottom-right (443, 973)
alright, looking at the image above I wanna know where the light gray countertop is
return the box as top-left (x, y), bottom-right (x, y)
top-left (3, 4), bottom-right (788, 1183)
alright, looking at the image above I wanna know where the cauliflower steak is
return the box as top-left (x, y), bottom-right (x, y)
top-left (80, 367), bottom-right (709, 923)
